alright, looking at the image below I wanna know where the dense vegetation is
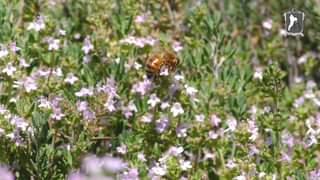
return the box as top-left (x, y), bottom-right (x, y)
top-left (0, 0), bottom-right (320, 179)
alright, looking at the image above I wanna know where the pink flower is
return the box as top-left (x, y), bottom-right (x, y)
top-left (122, 100), bottom-right (137, 119)
top-left (248, 120), bottom-right (259, 141)
top-left (77, 101), bottom-right (89, 112)
top-left (67, 172), bottom-right (85, 180)
top-left (10, 115), bottom-right (28, 131)
top-left (172, 41), bottom-right (183, 52)
top-left (168, 146), bottom-right (184, 156)
top-left (309, 169), bottom-right (320, 180)
top-left (0, 165), bottom-right (14, 180)
top-left (209, 114), bottom-right (221, 127)
top-left (208, 130), bottom-right (218, 139)
top-left (281, 130), bottom-right (294, 148)
top-left (225, 159), bottom-right (237, 169)
top-left (13, 77), bottom-right (37, 92)
top-left (156, 115), bottom-right (169, 133)
top-left (50, 108), bottom-right (65, 120)
top-left (9, 42), bottom-right (20, 52)
top-left (120, 168), bottom-right (139, 180)
top-left (131, 78), bottom-right (153, 96)
top-left (101, 156), bottom-right (127, 173)
top-left (76, 101), bottom-right (91, 113)
top-left (120, 36), bottom-right (157, 48)
top-left (134, 14), bottom-right (147, 24)
top-left (176, 124), bottom-right (188, 138)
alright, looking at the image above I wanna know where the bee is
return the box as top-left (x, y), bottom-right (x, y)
top-left (146, 50), bottom-right (179, 79)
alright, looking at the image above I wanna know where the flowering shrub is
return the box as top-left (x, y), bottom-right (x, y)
top-left (1, 0), bottom-right (320, 179)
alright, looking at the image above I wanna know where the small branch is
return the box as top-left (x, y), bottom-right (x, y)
top-left (91, 136), bottom-right (112, 141)
top-left (15, 0), bottom-right (24, 29)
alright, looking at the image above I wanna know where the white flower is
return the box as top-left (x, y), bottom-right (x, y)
top-left (174, 74), bottom-right (184, 81)
top-left (75, 87), bottom-right (94, 97)
top-left (27, 16), bottom-right (45, 31)
top-left (147, 93), bottom-right (161, 108)
top-left (141, 113), bottom-right (153, 123)
top-left (74, 33), bottom-right (81, 40)
top-left (159, 67), bottom-right (169, 76)
top-left (151, 164), bottom-right (166, 176)
top-left (19, 58), bottom-right (30, 68)
top-left (116, 144), bottom-right (127, 154)
top-left (53, 67), bottom-right (63, 77)
top-left (58, 29), bottom-right (66, 36)
top-left (226, 117), bottom-right (237, 132)
top-left (48, 39), bottom-right (60, 51)
top-left (137, 152), bottom-right (146, 162)
top-left (225, 159), bottom-right (237, 169)
top-left (9, 97), bottom-right (17, 103)
top-left (195, 114), bottom-right (205, 122)
top-left (160, 102), bottom-right (170, 110)
top-left (134, 62), bottom-right (142, 70)
top-left (279, 29), bottom-right (287, 36)
top-left (262, 18), bottom-right (273, 30)
top-left (104, 98), bottom-right (116, 112)
top-left (168, 146), bottom-right (184, 156)
top-left (0, 105), bottom-right (7, 115)
top-left (64, 73), bottom-right (78, 84)
top-left (170, 103), bottom-right (184, 117)
top-left (82, 37), bottom-right (94, 54)
top-left (258, 172), bottom-right (266, 178)
top-left (38, 97), bottom-right (51, 109)
top-left (179, 160), bottom-right (192, 171)
top-left (253, 68), bottom-right (263, 80)
top-left (208, 130), bottom-right (219, 139)
top-left (0, 48), bottom-right (9, 58)
top-left (184, 84), bottom-right (198, 96)
top-left (172, 41), bottom-right (183, 52)
top-left (127, 100), bottom-right (137, 112)
top-left (233, 175), bottom-right (246, 180)
top-left (210, 114), bottom-right (221, 127)
top-left (13, 77), bottom-right (37, 92)
top-left (2, 63), bottom-right (16, 76)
